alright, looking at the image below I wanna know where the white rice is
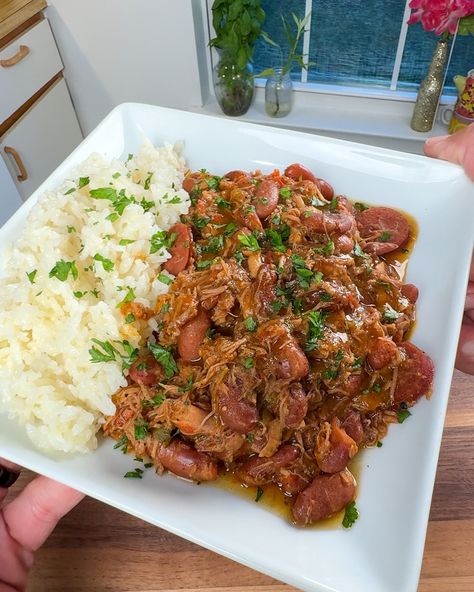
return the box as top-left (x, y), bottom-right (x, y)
top-left (0, 139), bottom-right (189, 453)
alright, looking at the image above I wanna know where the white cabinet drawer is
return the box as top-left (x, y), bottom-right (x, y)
top-left (0, 19), bottom-right (63, 123)
top-left (1, 78), bottom-right (83, 200)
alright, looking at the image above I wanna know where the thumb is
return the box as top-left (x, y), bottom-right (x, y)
top-left (424, 134), bottom-right (450, 158)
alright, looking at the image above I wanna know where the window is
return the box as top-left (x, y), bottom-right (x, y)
top-left (253, 0), bottom-right (474, 96)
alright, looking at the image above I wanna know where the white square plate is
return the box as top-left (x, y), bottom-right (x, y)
top-left (1, 104), bottom-right (473, 592)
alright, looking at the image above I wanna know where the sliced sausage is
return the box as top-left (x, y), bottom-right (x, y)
top-left (177, 308), bottom-right (210, 362)
top-left (356, 207), bottom-right (410, 256)
top-left (164, 223), bottom-right (192, 275)
top-left (344, 373), bottom-right (364, 397)
top-left (367, 337), bottom-right (399, 370)
top-left (401, 283), bottom-right (419, 303)
top-left (235, 206), bottom-right (263, 233)
top-left (342, 412), bottom-right (364, 445)
top-left (393, 342), bottom-right (434, 404)
top-left (224, 170), bottom-right (250, 182)
top-left (292, 469), bottom-right (356, 526)
top-left (302, 208), bottom-right (354, 235)
top-left (216, 379), bottom-right (259, 434)
top-left (284, 164), bottom-right (334, 199)
top-left (156, 439), bottom-right (218, 482)
top-left (165, 399), bottom-right (217, 436)
top-left (235, 444), bottom-right (300, 486)
top-left (284, 383), bottom-right (308, 429)
top-left (129, 355), bottom-right (163, 386)
top-left (254, 179), bottom-right (279, 219)
top-left (182, 176), bottom-right (196, 194)
top-left (314, 418), bottom-right (358, 474)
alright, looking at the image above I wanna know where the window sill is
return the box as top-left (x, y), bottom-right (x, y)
top-left (189, 87), bottom-right (452, 154)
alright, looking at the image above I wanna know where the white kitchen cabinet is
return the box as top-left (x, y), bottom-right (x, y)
top-left (1, 78), bottom-right (82, 201)
top-left (0, 156), bottom-right (23, 227)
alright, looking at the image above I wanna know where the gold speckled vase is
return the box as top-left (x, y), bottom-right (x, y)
top-left (411, 38), bottom-right (449, 132)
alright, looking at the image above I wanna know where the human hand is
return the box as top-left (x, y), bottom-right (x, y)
top-left (0, 459), bottom-right (84, 591)
top-left (425, 125), bottom-right (474, 374)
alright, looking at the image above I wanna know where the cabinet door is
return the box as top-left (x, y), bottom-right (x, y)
top-left (0, 156), bottom-right (23, 228)
top-left (0, 78), bottom-right (83, 200)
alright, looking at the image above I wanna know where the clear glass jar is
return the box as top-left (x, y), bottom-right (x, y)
top-left (265, 68), bottom-right (293, 118)
top-left (213, 55), bottom-right (254, 117)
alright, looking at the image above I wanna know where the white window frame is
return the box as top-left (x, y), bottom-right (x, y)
top-left (194, 0), bottom-right (458, 148)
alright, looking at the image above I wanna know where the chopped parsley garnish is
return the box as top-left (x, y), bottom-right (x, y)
top-left (106, 212), bottom-right (119, 222)
top-left (243, 357), bottom-right (254, 369)
top-left (310, 197), bottom-right (327, 207)
top-left (244, 317), bottom-right (257, 332)
top-left (354, 202), bottom-right (369, 212)
top-left (216, 197), bottom-right (231, 209)
top-left (328, 197), bottom-right (338, 211)
top-left (158, 273), bottom-right (173, 285)
top-left (376, 441), bottom-right (383, 448)
top-left (144, 172), bottom-right (153, 190)
top-left (352, 357), bottom-right (362, 369)
top-left (93, 253), bottom-right (114, 272)
top-left (49, 260), bottom-right (78, 282)
top-left (255, 486), bottom-right (264, 502)
top-left (152, 393), bottom-right (166, 407)
top-left (178, 376), bottom-right (194, 393)
top-left (117, 286), bottom-right (136, 307)
top-left (342, 501), bottom-right (359, 528)
top-left (113, 434), bottom-right (129, 453)
top-left (314, 240), bottom-right (335, 257)
top-left (323, 369), bottom-right (339, 380)
top-left (150, 230), bottom-right (177, 254)
top-left (193, 216), bottom-right (211, 229)
top-left (148, 343), bottom-right (178, 378)
top-left (383, 304), bottom-right (401, 322)
top-left (372, 383), bottom-right (382, 393)
top-left (78, 176), bottom-right (90, 188)
top-left (139, 197), bottom-right (155, 212)
top-left (112, 172), bottom-right (121, 179)
top-left (89, 187), bottom-right (117, 201)
top-left (64, 187), bottom-right (75, 195)
top-left (223, 221), bottom-right (237, 236)
top-left (160, 302), bottom-right (170, 314)
top-left (126, 153), bottom-right (133, 162)
top-left (397, 406), bottom-right (412, 423)
top-left (124, 468), bottom-right (143, 479)
top-left (279, 187), bottom-right (292, 200)
top-left (305, 310), bottom-right (326, 351)
top-left (290, 253), bottom-right (320, 289)
top-left (134, 418), bottom-right (149, 441)
top-left (89, 339), bottom-right (138, 370)
top-left (266, 228), bottom-right (286, 253)
top-left (119, 239), bottom-right (135, 246)
top-left (125, 313), bottom-right (135, 324)
top-left (201, 235), bottom-right (224, 254)
top-left (234, 251), bottom-right (245, 264)
top-left (379, 231), bottom-right (391, 242)
top-left (206, 175), bottom-right (221, 191)
top-left (67, 226), bottom-right (76, 234)
top-left (353, 242), bottom-right (366, 258)
top-left (271, 214), bottom-right (281, 225)
top-left (196, 259), bottom-right (214, 270)
top-left (238, 233), bottom-right (260, 252)
top-left (73, 291), bottom-right (87, 299)
top-left (320, 292), bottom-right (332, 302)
top-left (26, 270), bottom-right (37, 284)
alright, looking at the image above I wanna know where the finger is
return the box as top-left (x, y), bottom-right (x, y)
top-left (3, 476), bottom-right (84, 551)
top-left (424, 125), bottom-right (474, 180)
top-left (455, 320), bottom-right (474, 375)
top-left (0, 458), bottom-right (21, 505)
top-left (465, 282), bottom-right (474, 312)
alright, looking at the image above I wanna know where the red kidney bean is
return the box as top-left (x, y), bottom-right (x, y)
top-left (129, 355), bottom-right (163, 386)
top-left (254, 179), bottom-right (279, 219)
top-left (216, 379), bottom-right (259, 434)
top-left (292, 469), bottom-right (356, 525)
top-left (393, 342), bottom-right (434, 404)
top-left (314, 418), bottom-right (358, 474)
top-left (177, 308), bottom-right (210, 362)
top-left (284, 383), bottom-right (308, 429)
top-left (367, 337), bottom-right (399, 370)
top-left (342, 412), bottom-right (364, 445)
top-left (156, 439), bottom-right (218, 482)
top-left (164, 223), bottom-right (192, 275)
top-left (401, 283), bottom-right (419, 303)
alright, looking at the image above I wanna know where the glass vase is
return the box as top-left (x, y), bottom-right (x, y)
top-left (213, 54), bottom-right (254, 117)
top-left (411, 38), bottom-right (449, 132)
top-left (265, 69), bottom-right (293, 118)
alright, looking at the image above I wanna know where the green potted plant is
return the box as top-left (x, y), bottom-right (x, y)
top-left (259, 12), bottom-right (313, 118)
top-left (210, 0), bottom-right (265, 116)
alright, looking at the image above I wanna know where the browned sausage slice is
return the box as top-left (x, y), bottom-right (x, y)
top-left (216, 379), bottom-right (259, 434)
top-left (356, 207), bottom-right (410, 256)
top-left (254, 179), bottom-right (279, 219)
top-left (367, 337), bottom-right (399, 370)
top-left (292, 469), bottom-right (356, 525)
top-left (342, 412), bottom-right (364, 445)
top-left (315, 418), bottom-right (358, 474)
top-left (224, 170), bottom-right (250, 182)
top-left (235, 444), bottom-right (300, 486)
top-left (164, 223), bottom-right (192, 275)
top-left (129, 355), bottom-right (163, 386)
top-left (284, 383), bottom-right (308, 428)
top-left (177, 308), bottom-right (210, 362)
top-left (284, 164), bottom-right (334, 199)
top-left (156, 439), bottom-right (218, 482)
top-left (393, 342), bottom-right (434, 404)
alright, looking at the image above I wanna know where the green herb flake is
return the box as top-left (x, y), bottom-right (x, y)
top-left (64, 187), bottom-right (75, 195)
top-left (144, 462), bottom-right (153, 469)
top-left (67, 226), bottom-right (76, 234)
top-left (144, 172), bottom-right (153, 190)
top-left (73, 291), bottom-right (87, 299)
top-left (244, 317), bottom-right (257, 332)
top-left (117, 286), bottom-right (136, 307)
top-left (379, 231), bottom-right (391, 242)
top-left (49, 260), bottom-right (78, 282)
top-left (354, 202), bottom-right (369, 212)
top-left (196, 259), bottom-right (214, 270)
top-left (93, 253), bottom-right (114, 272)
top-left (206, 175), bottom-right (221, 191)
top-left (124, 468), bottom-right (144, 479)
top-left (78, 176), bottom-right (90, 188)
top-left (353, 242), bottom-right (366, 258)
top-left (112, 172), bottom-right (121, 179)
top-left (193, 216), bottom-right (211, 229)
top-left (139, 197), bottom-right (155, 212)
top-left (315, 240), bottom-right (335, 257)
top-left (305, 310), bottom-right (326, 351)
top-left (328, 197), bottom-right (338, 211)
top-left (148, 343), bottom-right (178, 378)
top-left (216, 197), bottom-right (231, 209)
top-left (134, 418), bottom-right (149, 441)
top-left (89, 339), bottom-right (118, 363)
top-left (89, 187), bottom-right (117, 201)
top-left (266, 228), bottom-right (286, 253)
top-left (352, 357), bottom-right (362, 369)
top-left (279, 187), bottom-right (292, 201)
top-left (243, 357), bottom-right (254, 369)
top-left (383, 304), bottom-right (401, 322)
top-left (342, 501), bottom-right (359, 528)
top-left (397, 407), bottom-right (412, 423)
top-left (178, 376), bottom-right (194, 393)
top-left (255, 486), bottom-right (264, 503)
top-left (372, 383), bottom-right (382, 393)
top-left (119, 239), bottom-right (135, 246)
top-left (150, 230), bottom-right (177, 254)
top-left (320, 292), bottom-right (332, 302)
top-left (238, 232), bottom-right (260, 252)
top-left (113, 434), bottom-right (129, 454)
top-left (106, 212), bottom-right (119, 222)
top-left (158, 273), bottom-right (173, 285)
top-left (26, 270), bottom-right (37, 284)
top-left (376, 441), bottom-right (383, 448)
top-left (125, 313), bottom-right (135, 324)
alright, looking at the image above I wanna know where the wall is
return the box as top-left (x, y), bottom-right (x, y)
top-left (46, 0), bottom-right (206, 135)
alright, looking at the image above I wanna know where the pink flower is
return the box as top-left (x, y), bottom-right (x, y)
top-left (408, 0), bottom-right (474, 34)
